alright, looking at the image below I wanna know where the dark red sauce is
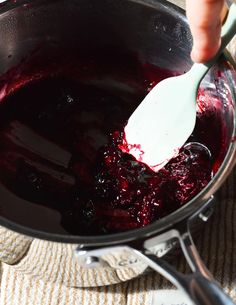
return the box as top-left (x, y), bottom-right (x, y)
top-left (0, 58), bottom-right (228, 235)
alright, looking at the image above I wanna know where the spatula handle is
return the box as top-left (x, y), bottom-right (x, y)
top-left (221, 3), bottom-right (236, 51)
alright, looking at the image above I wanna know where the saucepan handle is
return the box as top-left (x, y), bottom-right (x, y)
top-left (182, 275), bottom-right (233, 305)
top-left (139, 228), bottom-right (235, 305)
top-left (76, 230), bottom-right (235, 305)
top-left (180, 233), bottom-right (235, 305)
top-left (75, 202), bottom-right (235, 305)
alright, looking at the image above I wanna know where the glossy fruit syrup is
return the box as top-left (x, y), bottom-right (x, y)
top-left (0, 67), bottom-right (227, 235)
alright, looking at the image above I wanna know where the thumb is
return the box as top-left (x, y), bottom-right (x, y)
top-left (186, 0), bottom-right (226, 63)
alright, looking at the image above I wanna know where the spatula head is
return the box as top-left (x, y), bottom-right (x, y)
top-left (124, 74), bottom-right (197, 171)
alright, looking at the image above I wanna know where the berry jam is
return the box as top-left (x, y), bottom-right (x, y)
top-left (0, 64), bottom-right (227, 235)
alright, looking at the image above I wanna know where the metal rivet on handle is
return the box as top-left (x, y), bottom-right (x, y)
top-left (199, 206), bottom-right (214, 222)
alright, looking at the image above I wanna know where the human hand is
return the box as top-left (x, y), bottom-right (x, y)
top-left (186, 0), bottom-right (227, 63)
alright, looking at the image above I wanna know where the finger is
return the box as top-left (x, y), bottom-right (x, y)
top-left (186, 0), bottom-right (225, 63)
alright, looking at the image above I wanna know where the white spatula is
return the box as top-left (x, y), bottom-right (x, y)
top-left (124, 3), bottom-right (236, 172)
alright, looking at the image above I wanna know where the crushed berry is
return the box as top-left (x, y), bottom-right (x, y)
top-left (94, 134), bottom-right (212, 229)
